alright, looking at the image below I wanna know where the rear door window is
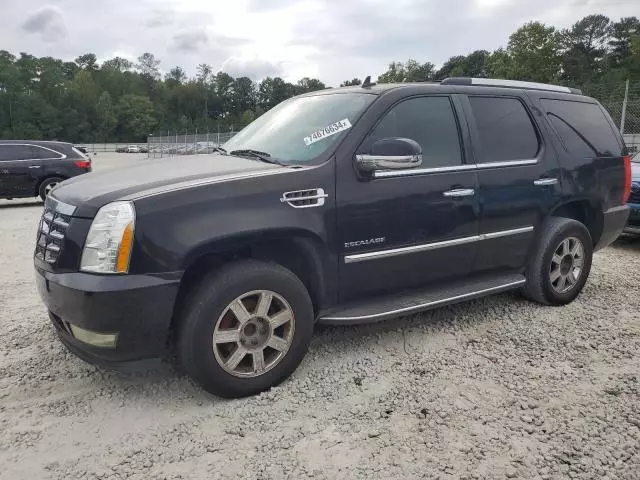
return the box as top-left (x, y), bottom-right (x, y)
top-left (28, 145), bottom-right (63, 159)
top-left (468, 96), bottom-right (540, 162)
top-left (0, 145), bottom-right (33, 161)
top-left (540, 99), bottom-right (623, 158)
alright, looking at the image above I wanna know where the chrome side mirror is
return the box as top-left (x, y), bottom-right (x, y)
top-left (356, 137), bottom-right (422, 173)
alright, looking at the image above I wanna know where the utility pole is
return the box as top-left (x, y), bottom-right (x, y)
top-left (620, 79), bottom-right (629, 134)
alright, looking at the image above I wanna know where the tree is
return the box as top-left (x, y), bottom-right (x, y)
top-left (196, 63), bottom-right (212, 84)
top-left (96, 91), bottom-right (117, 140)
top-left (609, 17), bottom-right (640, 68)
top-left (436, 50), bottom-right (489, 79)
top-left (165, 66), bottom-right (187, 85)
top-left (340, 78), bottom-right (362, 87)
top-left (75, 53), bottom-right (98, 71)
top-left (559, 14), bottom-right (611, 83)
top-left (137, 52), bottom-right (160, 79)
top-left (506, 22), bottom-right (561, 83)
top-left (102, 57), bottom-right (133, 72)
top-left (296, 77), bottom-right (326, 93)
top-left (117, 94), bottom-right (157, 139)
top-left (377, 60), bottom-right (435, 83)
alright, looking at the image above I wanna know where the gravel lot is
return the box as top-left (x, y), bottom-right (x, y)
top-left (1, 153), bottom-right (639, 480)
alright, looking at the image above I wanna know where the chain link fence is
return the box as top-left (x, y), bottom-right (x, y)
top-left (147, 130), bottom-right (244, 158)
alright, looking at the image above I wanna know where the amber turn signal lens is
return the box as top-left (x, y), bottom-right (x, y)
top-left (116, 222), bottom-right (134, 273)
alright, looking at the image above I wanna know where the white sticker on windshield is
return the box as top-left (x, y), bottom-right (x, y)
top-left (304, 118), bottom-right (352, 146)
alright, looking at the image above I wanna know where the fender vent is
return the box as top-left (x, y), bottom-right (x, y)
top-left (280, 188), bottom-right (328, 208)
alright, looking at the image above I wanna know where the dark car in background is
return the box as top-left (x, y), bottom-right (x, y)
top-left (625, 151), bottom-right (640, 234)
top-left (0, 141), bottom-right (91, 201)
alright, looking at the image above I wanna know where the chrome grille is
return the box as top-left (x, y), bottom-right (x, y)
top-left (35, 198), bottom-right (74, 264)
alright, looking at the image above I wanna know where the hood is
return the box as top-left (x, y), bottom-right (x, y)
top-left (52, 154), bottom-right (282, 217)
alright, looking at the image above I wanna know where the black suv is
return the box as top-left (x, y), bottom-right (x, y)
top-left (34, 78), bottom-right (631, 398)
top-left (0, 141), bottom-right (92, 201)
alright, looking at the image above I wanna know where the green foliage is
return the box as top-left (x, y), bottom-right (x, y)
top-left (0, 13), bottom-right (638, 142)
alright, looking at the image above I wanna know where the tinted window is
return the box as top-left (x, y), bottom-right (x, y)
top-left (28, 145), bottom-right (62, 159)
top-left (362, 96), bottom-right (462, 167)
top-left (541, 99), bottom-right (622, 158)
top-left (468, 97), bottom-right (539, 162)
top-left (0, 145), bottom-right (33, 161)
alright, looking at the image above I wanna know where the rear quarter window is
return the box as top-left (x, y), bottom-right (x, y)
top-left (540, 99), bottom-right (623, 158)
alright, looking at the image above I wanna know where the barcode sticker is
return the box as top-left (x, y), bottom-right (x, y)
top-left (304, 118), bottom-right (352, 146)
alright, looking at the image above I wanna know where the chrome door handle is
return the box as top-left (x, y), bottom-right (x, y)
top-left (443, 188), bottom-right (475, 197)
top-left (534, 178), bottom-right (558, 186)
top-left (28, 165), bottom-right (41, 169)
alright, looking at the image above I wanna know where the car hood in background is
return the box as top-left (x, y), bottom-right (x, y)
top-left (51, 154), bottom-right (284, 217)
top-left (632, 160), bottom-right (640, 182)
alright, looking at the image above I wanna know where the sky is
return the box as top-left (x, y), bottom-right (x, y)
top-left (1, 0), bottom-right (638, 86)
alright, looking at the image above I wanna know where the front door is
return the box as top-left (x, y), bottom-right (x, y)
top-left (336, 95), bottom-right (480, 302)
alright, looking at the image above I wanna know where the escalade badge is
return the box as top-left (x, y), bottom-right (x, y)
top-left (344, 237), bottom-right (386, 248)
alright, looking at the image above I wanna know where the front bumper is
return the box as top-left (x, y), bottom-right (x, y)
top-left (35, 266), bottom-right (181, 364)
top-left (595, 205), bottom-right (630, 250)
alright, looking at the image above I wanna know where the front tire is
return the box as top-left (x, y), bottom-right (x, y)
top-left (177, 260), bottom-right (314, 398)
top-left (522, 217), bottom-right (593, 306)
top-left (38, 177), bottom-right (64, 201)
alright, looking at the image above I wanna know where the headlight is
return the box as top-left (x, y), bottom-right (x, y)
top-left (80, 201), bottom-right (135, 273)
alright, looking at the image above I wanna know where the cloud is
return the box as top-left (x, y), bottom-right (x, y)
top-left (171, 29), bottom-right (209, 52)
top-left (221, 56), bottom-right (283, 80)
top-left (21, 5), bottom-right (66, 42)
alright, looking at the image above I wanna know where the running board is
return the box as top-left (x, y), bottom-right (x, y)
top-left (318, 273), bottom-right (526, 324)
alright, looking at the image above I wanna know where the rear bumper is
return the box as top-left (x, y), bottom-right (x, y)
top-left (595, 205), bottom-right (630, 250)
top-left (35, 266), bottom-right (181, 363)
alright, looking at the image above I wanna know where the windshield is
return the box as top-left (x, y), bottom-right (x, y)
top-left (224, 93), bottom-right (376, 164)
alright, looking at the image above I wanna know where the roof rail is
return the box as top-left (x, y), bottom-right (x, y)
top-left (441, 77), bottom-right (582, 95)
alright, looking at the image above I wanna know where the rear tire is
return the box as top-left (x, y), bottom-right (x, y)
top-left (38, 177), bottom-right (64, 201)
top-left (177, 260), bottom-right (314, 398)
top-left (521, 217), bottom-right (593, 306)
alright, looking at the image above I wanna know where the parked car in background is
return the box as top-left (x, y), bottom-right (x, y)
top-left (0, 140), bottom-right (91, 201)
top-left (74, 146), bottom-right (89, 155)
top-left (126, 145), bottom-right (140, 153)
top-left (625, 151), bottom-right (640, 234)
top-left (35, 78), bottom-right (630, 398)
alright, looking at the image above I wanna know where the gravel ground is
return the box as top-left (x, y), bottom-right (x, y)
top-left (1, 153), bottom-right (639, 479)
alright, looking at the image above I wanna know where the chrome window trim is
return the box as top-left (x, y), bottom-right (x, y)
top-left (344, 226), bottom-right (534, 263)
top-left (372, 159), bottom-right (538, 178)
top-left (0, 143), bottom-right (67, 162)
top-left (320, 278), bottom-right (527, 321)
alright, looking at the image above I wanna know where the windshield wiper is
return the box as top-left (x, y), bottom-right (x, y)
top-left (211, 146), bottom-right (228, 155)
top-left (229, 149), bottom-right (287, 166)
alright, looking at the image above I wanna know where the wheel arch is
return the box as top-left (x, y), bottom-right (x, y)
top-left (35, 175), bottom-right (67, 197)
top-left (547, 197), bottom-right (603, 246)
top-left (169, 229), bottom-right (335, 342)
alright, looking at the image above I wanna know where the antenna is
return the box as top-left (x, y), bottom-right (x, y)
top-left (362, 76), bottom-right (375, 88)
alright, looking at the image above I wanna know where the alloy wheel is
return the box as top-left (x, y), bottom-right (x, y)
top-left (212, 290), bottom-right (295, 378)
top-left (549, 236), bottom-right (584, 294)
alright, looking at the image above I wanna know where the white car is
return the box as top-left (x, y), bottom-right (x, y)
top-left (126, 145), bottom-right (140, 153)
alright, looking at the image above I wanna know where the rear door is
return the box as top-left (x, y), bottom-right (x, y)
top-left (0, 144), bottom-right (44, 197)
top-left (460, 94), bottom-right (562, 272)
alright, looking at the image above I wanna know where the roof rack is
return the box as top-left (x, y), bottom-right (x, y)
top-left (441, 77), bottom-right (582, 95)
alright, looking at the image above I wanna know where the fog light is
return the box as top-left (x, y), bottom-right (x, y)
top-left (68, 324), bottom-right (118, 348)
